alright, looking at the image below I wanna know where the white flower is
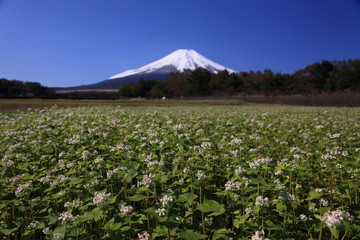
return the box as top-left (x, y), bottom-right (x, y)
top-left (3, 160), bottom-right (15, 167)
top-left (42, 227), bottom-right (51, 234)
top-left (53, 233), bottom-right (64, 239)
top-left (58, 211), bottom-right (77, 221)
top-left (245, 206), bottom-right (252, 214)
top-left (205, 216), bottom-right (213, 225)
top-left (321, 209), bottom-right (345, 228)
top-left (82, 150), bottom-right (90, 160)
top-left (251, 230), bottom-right (264, 240)
top-left (93, 192), bottom-right (111, 205)
top-left (28, 221), bottom-right (39, 229)
top-left (255, 196), bottom-right (269, 206)
top-left (64, 199), bottom-right (83, 208)
top-left (120, 205), bottom-right (134, 214)
top-left (260, 157), bottom-right (272, 164)
top-left (320, 198), bottom-right (329, 207)
top-left (155, 208), bottom-right (166, 216)
top-left (8, 174), bottom-right (24, 183)
top-left (225, 181), bottom-right (241, 191)
top-left (147, 160), bottom-right (160, 167)
top-left (141, 173), bottom-right (155, 188)
top-left (159, 195), bottom-right (174, 206)
top-left (138, 232), bottom-right (150, 240)
top-left (15, 183), bottom-right (32, 197)
top-left (235, 165), bottom-right (246, 175)
top-left (196, 170), bottom-right (206, 180)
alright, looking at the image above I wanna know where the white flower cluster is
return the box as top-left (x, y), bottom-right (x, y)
top-left (82, 150), bottom-right (90, 160)
top-left (155, 208), bottom-right (166, 216)
top-left (15, 183), bottom-right (32, 197)
top-left (138, 232), bottom-right (150, 240)
top-left (42, 227), bottom-right (51, 234)
top-left (329, 133), bottom-right (341, 139)
top-left (3, 159), bottom-right (15, 167)
top-left (235, 165), bottom-right (246, 175)
top-left (196, 170), bottom-right (206, 180)
top-left (107, 167), bottom-right (127, 178)
top-left (120, 205), bottom-right (134, 214)
top-left (259, 157), bottom-right (272, 164)
top-left (64, 134), bottom-right (81, 144)
top-left (278, 192), bottom-right (296, 201)
top-left (321, 209), bottom-right (353, 228)
top-left (147, 160), bottom-right (160, 167)
top-left (27, 221), bottom-right (39, 229)
top-left (64, 199), bottom-right (83, 208)
top-left (183, 166), bottom-right (191, 174)
top-left (8, 174), bottom-right (24, 183)
top-left (159, 195), bottom-right (173, 206)
top-left (230, 138), bottom-right (242, 146)
top-left (201, 141), bottom-right (214, 149)
top-left (53, 233), bottom-right (64, 239)
top-left (140, 173), bottom-right (155, 188)
top-left (38, 174), bottom-right (52, 184)
top-left (58, 211), bottom-right (77, 221)
top-left (225, 181), bottom-right (241, 191)
top-left (255, 196), bottom-right (269, 206)
top-left (93, 192), bottom-right (111, 205)
top-left (251, 230), bottom-right (264, 240)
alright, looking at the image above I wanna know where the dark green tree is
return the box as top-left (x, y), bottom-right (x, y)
top-left (187, 68), bottom-right (212, 95)
top-left (163, 72), bottom-right (188, 96)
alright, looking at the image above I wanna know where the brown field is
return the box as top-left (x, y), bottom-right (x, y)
top-left (0, 94), bottom-right (359, 112)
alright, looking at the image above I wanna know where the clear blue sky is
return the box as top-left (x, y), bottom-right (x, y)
top-left (1, 0), bottom-right (360, 87)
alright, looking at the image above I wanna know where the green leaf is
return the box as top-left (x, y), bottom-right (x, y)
top-left (123, 169), bottom-right (138, 182)
top-left (128, 193), bottom-right (147, 201)
top-left (53, 225), bottom-right (66, 234)
top-left (306, 190), bottom-right (322, 200)
top-left (104, 218), bottom-right (123, 231)
top-left (69, 176), bottom-right (82, 185)
top-left (197, 199), bottom-right (223, 213)
top-left (212, 229), bottom-right (233, 240)
top-left (329, 227), bottom-right (339, 238)
top-left (92, 207), bottom-right (104, 221)
top-left (152, 225), bottom-right (168, 238)
top-left (1, 227), bottom-right (18, 236)
top-left (77, 211), bottom-right (94, 222)
top-left (47, 215), bottom-right (58, 225)
top-left (120, 226), bottom-right (131, 232)
top-left (265, 220), bottom-right (284, 230)
top-left (179, 192), bottom-right (198, 205)
top-left (67, 227), bottom-right (86, 237)
top-left (251, 175), bottom-right (266, 184)
top-left (179, 230), bottom-right (207, 240)
top-left (107, 195), bottom-right (117, 204)
top-left (233, 214), bottom-right (249, 228)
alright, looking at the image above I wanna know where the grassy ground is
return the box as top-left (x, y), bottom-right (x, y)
top-left (0, 98), bottom-right (255, 112)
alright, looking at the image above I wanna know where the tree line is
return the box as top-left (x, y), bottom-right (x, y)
top-left (119, 59), bottom-right (360, 98)
top-left (0, 78), bottom-right (55, 97)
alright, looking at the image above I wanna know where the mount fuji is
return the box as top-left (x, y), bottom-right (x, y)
top-left (57, 49), bottom-right (236, 90)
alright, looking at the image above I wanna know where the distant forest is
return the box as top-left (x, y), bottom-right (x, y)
top-left (1, 59), bottom-right (359, 99)
top-left (119, 59), bottom-right (360, 98)
top-left (0, 78), bottom-right (55, 98)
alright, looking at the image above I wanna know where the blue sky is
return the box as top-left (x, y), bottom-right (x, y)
top-left (1, 0), bottom-right (360, 87)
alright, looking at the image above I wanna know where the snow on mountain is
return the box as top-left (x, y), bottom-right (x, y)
top-left (108, 49), bottom-right (236, 79)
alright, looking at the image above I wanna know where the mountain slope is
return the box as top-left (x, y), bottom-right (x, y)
top-left (55, 49), bottom-right (236, 91)
top-left (109, 49), bottom-right (235, 80)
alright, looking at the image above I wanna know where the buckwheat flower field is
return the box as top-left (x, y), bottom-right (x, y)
top-left (0, 106), bottom-right (359, 240)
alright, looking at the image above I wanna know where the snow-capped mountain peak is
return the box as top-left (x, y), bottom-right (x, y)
top-left (109, 49), bottom-right (235, 79)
